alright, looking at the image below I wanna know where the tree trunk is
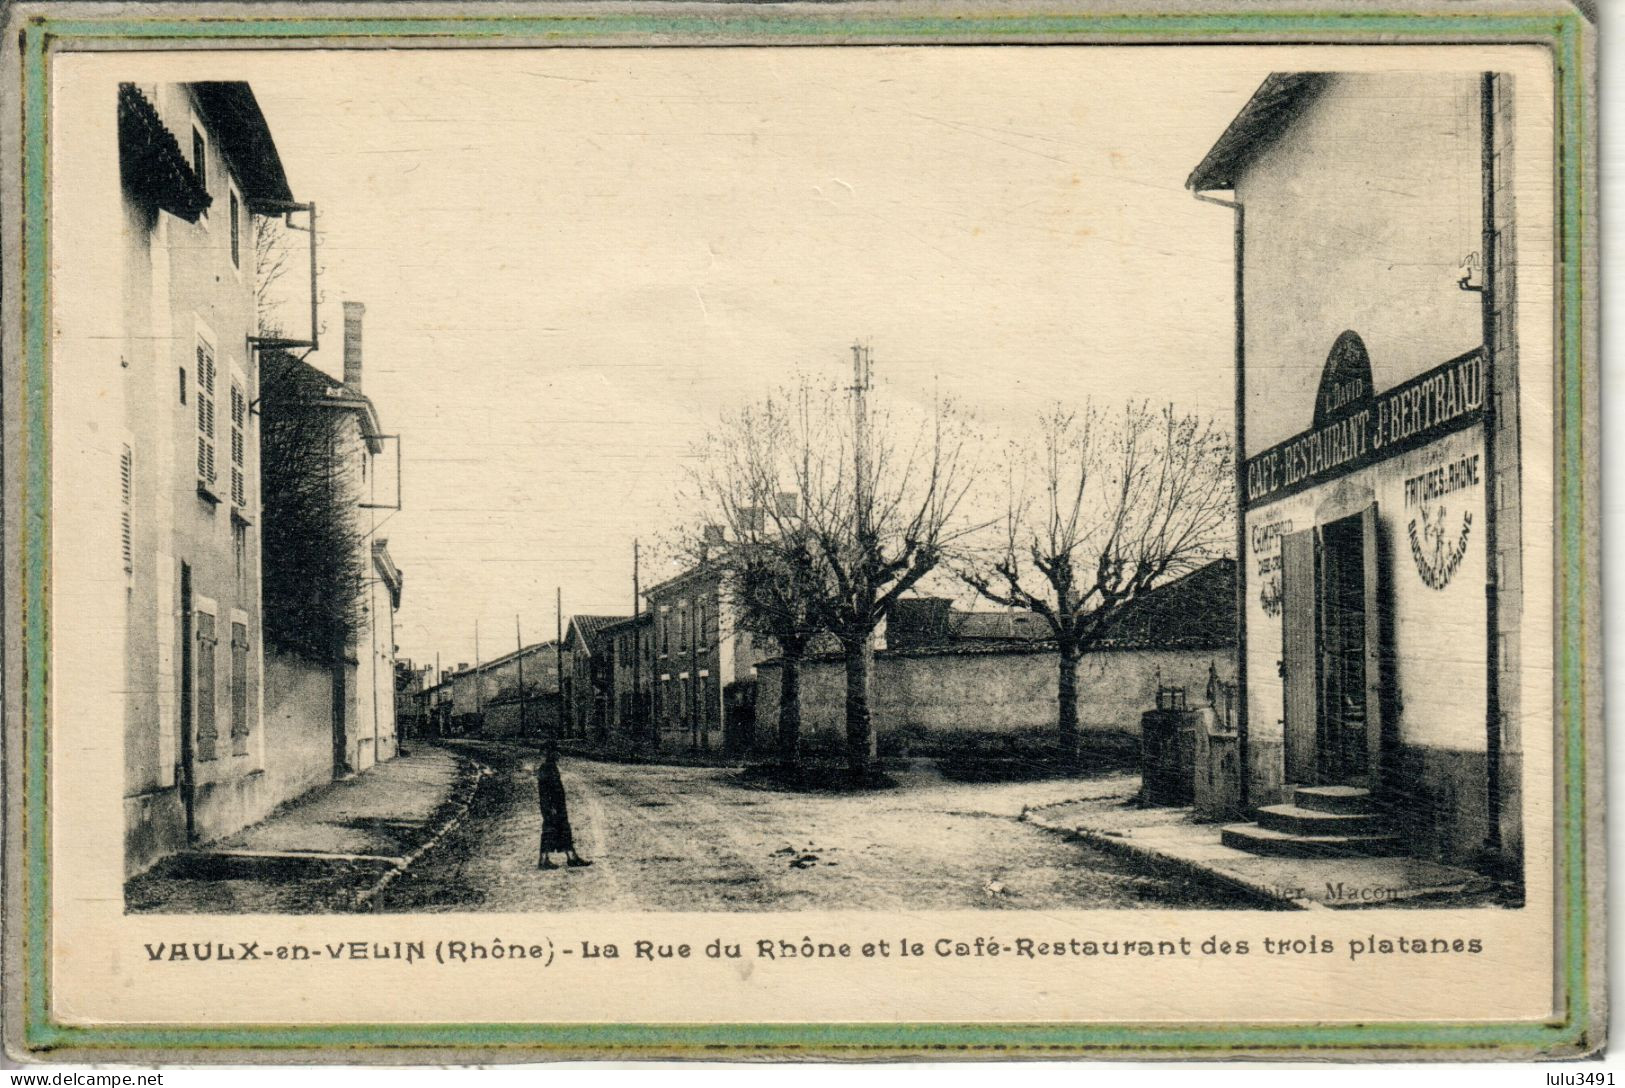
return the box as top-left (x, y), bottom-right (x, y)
top-left (842, 635), bottom-right (877, 785)
top-left (1057, 640), bottom-right (1081, 765)
top-left (778, 651), bottom-right (804, 769)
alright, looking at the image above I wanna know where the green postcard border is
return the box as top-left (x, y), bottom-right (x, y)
top-left (13, 5), bottom-right (1594, 1059)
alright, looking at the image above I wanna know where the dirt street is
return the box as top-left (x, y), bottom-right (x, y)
top-left (375, 741), bottom-right (1240, 912)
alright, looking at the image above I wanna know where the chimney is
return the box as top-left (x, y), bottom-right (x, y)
top-left (342, 301), bottom-right (366, 390)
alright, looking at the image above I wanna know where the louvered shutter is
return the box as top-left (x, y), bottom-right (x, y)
top-left (230, 383), bottom-right (246, 508)
top-left (230, 621), bottom-right (249, 754)
top-left (196, 611), bottom-right (218, 761)
top-left (196, 342), bottom-right (216, 487)
top-left (120, 444), bottom-right (133, 574)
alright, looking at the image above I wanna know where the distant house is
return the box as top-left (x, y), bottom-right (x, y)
top-left (754, 560), bottom-right (1238, 756)
top-left (394, 659), bottom-right (434, 739)
top-left (643, 563), bottom-right (776, 752)
top-left (563, 616), bottom-right (629, 739)
top-left (602, 613), bottom-right (655, 742)
top-left (481, 641), bottom-right (564, 738)
top-left (439, 642), bottom-right (562, 738)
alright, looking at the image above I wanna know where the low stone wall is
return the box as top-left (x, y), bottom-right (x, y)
top-left (264, 649), bottom-right (337, 809)
top-left (754, 646), bottom-right (1234, 754)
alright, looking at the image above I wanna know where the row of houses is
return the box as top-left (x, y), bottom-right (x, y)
top-left (115, 81), bottom-right (405, 876)
top-left (415, 555), bottom-right (1238, 761)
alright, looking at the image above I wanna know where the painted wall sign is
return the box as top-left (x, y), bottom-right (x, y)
top-left (1245, 347), bottom-right (1484, 509)
top-left (1250, 517), bottom-right (1293, 616)
top-left (1404, 452), bottom-right (1480, 590)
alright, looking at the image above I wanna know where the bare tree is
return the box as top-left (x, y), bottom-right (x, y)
top-left (689, 366), bottom-right (979, 784)
top-left (254, 211), bottom-right (326, 340)
top-left (960, 401), bottom-right (1232, 760)
top-left (686, 407), bottom-right (833, 771)
top-left (258, 349), bottom-right (367, 662)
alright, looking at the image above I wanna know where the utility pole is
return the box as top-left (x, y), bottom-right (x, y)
top-left (434, 651), bottom-right (441, 737)
top-left (851, 341), bottom-right (872, 543)
top-left (632, 539), bottom-right (643, 751)
top-left (473, 619), bottom-right (483, 731)
top-left (556, 587), bottom-right (565, 740)
top-left (515, 615), bottom-right (527, 739)
top-left (848, 341), bottom-right (878, 771)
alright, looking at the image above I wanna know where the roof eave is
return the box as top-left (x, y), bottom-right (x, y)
top-left (1186, 73), bottom-right (1330, 193)
top-left (189, 82), bottom-right (295, 210)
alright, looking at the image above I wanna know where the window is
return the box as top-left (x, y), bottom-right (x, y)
top-left (195, 339), bottom-right (217, 494)
top-left (230, 621), bottom-right (250, 756)
top-left (120, 443), bottom-right (133, 577)
top-left (229, 380), bottom-right (247, 509)
top-left (678, 606), bottom-right (688, 652)
top-left (233, 521), bottom-right (249, 597)
top-left (178, 366), bottom-right (187, 405)
top-left (229, 191), bottom-right (240, 268)
top-left (195, 609), bottom-right (219, 761)
top-left (191, 128), bottom-right (207, 194)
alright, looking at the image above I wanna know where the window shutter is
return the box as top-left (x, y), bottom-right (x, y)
top-left (196, 341), bottom-right (217, 487)
top-left (196, 611), bottom-right (218, 761)
top-left (230, 383), bottom-right (247, 508)
top-left (120, 444), bottom-right (133, 575)
top-left (1280, 527), bottom-right (1319, 786)
top-left (230, 621), bottom-right (250, 754)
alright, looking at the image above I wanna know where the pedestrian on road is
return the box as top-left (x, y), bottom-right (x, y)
top-left (537, 741), bottom-right (591, 870)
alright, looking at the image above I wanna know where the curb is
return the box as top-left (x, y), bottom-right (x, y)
top-left (1021, 802), bottom-right (1317, 911)
top-left (352, 749), bottom-right (491, 911)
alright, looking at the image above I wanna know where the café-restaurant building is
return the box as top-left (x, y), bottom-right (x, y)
top-left (1188, 71), bottom-right (1523, 876)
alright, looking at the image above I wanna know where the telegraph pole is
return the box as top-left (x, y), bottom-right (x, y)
top-left (473, 619), bottom-right (483, 731)
top-left (851, 341), bottom-right (872, 540)
top-left (515, 615), bottom-right (527, 739)
top-left (632, 539), bottom-right (643, 750)
top-left (556, 587), bottom-right (565, 739)
top-left (848, 341), bottom-right (877, 772)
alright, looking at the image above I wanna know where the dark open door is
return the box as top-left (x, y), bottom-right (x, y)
top-left (1360, 502), bottom-right (1387, 792)
top-left (178, 562), bottom-right (197, 842)
top-left (1280, 527), bottom-right (1320, 786)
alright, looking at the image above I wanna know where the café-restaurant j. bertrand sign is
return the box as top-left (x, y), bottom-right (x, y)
top-left (1244, 348), bottom-right (1485, 509)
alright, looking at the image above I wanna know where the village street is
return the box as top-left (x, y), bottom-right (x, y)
top-left (373, 741), bottom-right (1240, 913)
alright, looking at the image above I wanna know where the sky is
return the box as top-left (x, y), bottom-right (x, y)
top-left (244, 47), bottom-right (1264, 670)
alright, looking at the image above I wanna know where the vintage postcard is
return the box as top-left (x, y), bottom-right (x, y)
top-left (0, 0), bottom-right (1602, 1062)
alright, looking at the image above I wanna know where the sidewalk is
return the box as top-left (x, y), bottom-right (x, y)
top-left (1025, 789), bottom-right (1499, 910)
top-left (125, 744), bottom-right (481, 913)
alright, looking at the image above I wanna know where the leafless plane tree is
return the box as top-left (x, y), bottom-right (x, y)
top-left (959, 401), bottom-right (1232, 761)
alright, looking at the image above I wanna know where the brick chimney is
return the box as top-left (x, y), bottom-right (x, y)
top-left (342, 301), bottom-right (365, 390)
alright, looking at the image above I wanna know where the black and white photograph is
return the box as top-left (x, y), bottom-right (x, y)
top-left (85, 51), bottom-right (1544, 923)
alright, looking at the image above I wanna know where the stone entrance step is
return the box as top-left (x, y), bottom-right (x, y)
top-left (1255, 803), bottom-right (1386, 837)
top-left (1219, 823), bottom-right (1401, 858)
top-left (1293, 784), bottom-right (1376, 815)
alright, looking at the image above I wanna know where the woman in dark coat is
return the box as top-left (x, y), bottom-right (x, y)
top-left (537, 742), bottom-right (591, 870)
